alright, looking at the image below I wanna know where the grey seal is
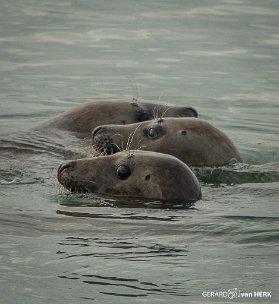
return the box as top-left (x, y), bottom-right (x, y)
top-left (57, 150), bottom-right (201, 203)
top-left (34, 99), bottom-right (198, 138)
top-left (91, 118), bottom-right (242, 167)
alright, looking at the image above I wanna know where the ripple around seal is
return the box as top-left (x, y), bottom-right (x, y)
top-left (0, 168), bottom-right (44, 185)
top-left (53, 236), bottom-right (192, 298)
top-left (58, 271), bottom-right (192, 298)
top-left (55, 191), bottom-right (197, 210)
top-left (56, 210), bottom-right (185, 222)
top-left (194, 162), bottom-right (279, 185)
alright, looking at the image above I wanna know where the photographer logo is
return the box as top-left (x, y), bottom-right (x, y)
top-left (202, 288), bottom-right (271, 299)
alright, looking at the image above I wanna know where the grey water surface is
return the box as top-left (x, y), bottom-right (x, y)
top-left (0, 0), bottom-right (278, 303)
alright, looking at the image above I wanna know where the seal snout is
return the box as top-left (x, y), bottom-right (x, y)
top-left (91, 126), bottom-right (103, 137)
top-left (91, 126), bottom-right (120, 154)
top-left (58, 161), bottom-right (76, 174)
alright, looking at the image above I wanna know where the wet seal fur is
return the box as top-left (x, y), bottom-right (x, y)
top-left (57, 150), bottom-right (201, 203)
top-left (33, 99), bottom-right (198, 138)
top-left (92, 118), bottom-right (242, 167)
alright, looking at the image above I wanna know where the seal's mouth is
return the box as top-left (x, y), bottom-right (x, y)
top-left (60, 180), bottom-right (99, 193)
top-left (92, 136), bottom-right (120, 155)
top-left (91, 126), bottom-right (121, 155)
top-left (57, 163), bottom-right (99, 193)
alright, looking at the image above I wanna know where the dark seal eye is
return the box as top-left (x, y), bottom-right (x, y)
top-left (116, 165), bottom-right (131, 180)
top-left (134, 104), bottom-right (151, 122)
top-left (138, 112), bottom-right (149, 122)
top-left (148, 127), bottom-right (158, 138)
top-left (143, 125), bottom-right (165, 140)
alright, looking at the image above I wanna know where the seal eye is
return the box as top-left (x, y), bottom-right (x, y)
top-left (148, 127), bottom-right (158, 138)
top-left (135, 104), bottom-right (151, 122)
top-left (116, 165), bottom-right (131, 180)
top-left (138, 112), bottom-right (149, 122)
top-left (143, 125), bottom-right (165, 139)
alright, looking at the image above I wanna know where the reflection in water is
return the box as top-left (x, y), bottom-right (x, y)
top-left (56, 192), bottom-right (197, 210)
top-left (56, 236), bottom-right (190, 298)
top-left (56, 209), bottom-right (185, 222)
top-left (58, 236), bottom-right (189, 259)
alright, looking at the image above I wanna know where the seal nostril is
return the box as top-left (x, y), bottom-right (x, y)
top-left (92, 126), bottom-right (103, 137)
top-left (58, 162), bottom-right (75, 174)
top-left (184, 106), bottom-right (198, 118)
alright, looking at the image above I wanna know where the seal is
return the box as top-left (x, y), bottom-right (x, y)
top-left (33, 99), bottom-right (198, 138)
top-left (91, 118), bottom-right (243, 167)
top-left (57, 150), bottom-right (202, 203)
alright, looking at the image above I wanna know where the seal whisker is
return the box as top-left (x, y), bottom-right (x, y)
top-left (136, 144), bottom-right (147, 151)
top-left (152, 102), bottom-right (161, 120)
top-left (112, 133), bottom-right (123, 139)
top-left (133, 137), bottom-right (146, 150)
top-left (56, 183), bottom-right (61, 194)
top-left (62, 185), bottom-right (68, 194)
top-left (152, 106), bottom-right (157, 120)
top-left (125, 128), bottom-right (135, 151)
top-left (97, 143), bottom-right (106, 155)
top-left (91, 144), bottom-right (103, 157)
top-left (160, 106), bottom-right (172, 119)
top-left (111, 133), bottom-right (124, 151)
top-left (157, 102), bottom-right (161, 116)
top-left (154, 104), bottom-right (159, 119)
top-left (99, 150), bottom-right (107, 157)
top-left (127, 123), bottom-right (142, 152)
top-left (133, 138), bottom-right (142, 150)
top-left (84, 186), bottom-right (92, 193)
top-left (56, 183), bottom-right (66, 195)
top-left (85, 143), bottom-right (100, 157)
top-left (58, 184), bottom-right (64, 194)
top-left (62, 185), bottom-right (67, 194)
top-left (129, 78), bottom-right (139, 102)
top-left (111, 133), bottom-right (125, 152)
top-left (82, 139), bottom-right (89, 150)
top-left (83, 135), bottom-right (91, 145)
top-left (111, 142), bottom-right (122, 152)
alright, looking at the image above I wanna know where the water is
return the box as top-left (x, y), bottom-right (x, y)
top-left (0, 0), bottom-right (278, 303)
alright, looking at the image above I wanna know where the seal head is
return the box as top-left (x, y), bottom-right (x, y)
top-left (35, 100), bottom-right (198, 137)
top-left (57, 150), bottom-right (201, 203)
top-left (92, 118), bottom-right (242, 167)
